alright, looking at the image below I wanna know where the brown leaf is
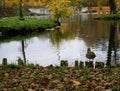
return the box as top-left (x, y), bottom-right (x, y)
top-left (70, 79), bottom-right (81, 86)
top-left (28, 89), bottom-right (35, 91)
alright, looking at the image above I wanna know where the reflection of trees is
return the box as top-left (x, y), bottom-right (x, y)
top-left (80, 15), bottom-right (110, 47)
top-left (21, 40), bottom-right (26, 64)
top-left (107, 22), bottom-right (117, 66)
top-left (50, 21), bottom-right (79, 46)
top-left (50, 29), bottom-right (62, 61)
top-left (50, 29), bottom-right (63, 48)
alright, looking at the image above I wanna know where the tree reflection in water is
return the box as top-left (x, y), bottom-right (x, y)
top-left (107, 22), bottom-right (119, 66)
top-left (21, 40), bottom-right (26, 64)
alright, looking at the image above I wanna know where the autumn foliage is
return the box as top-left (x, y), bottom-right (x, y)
top-left (47, 0), bottom-right (73, 21)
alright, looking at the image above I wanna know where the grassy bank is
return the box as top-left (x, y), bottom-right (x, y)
top-left (0, 17), bottom-right (58, 36)
top-left (0, 64), bottom-right (120, 91)
top-left (94, 14), bottom-right (120, 20)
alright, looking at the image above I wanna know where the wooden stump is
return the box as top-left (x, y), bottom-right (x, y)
top-left (79, 61), bottom-right (84, 68)
top-left (2, 58), bottom-right (7, 66)
top-left (116, 64), bottom-right (120, 67)
top-left (60, 60), bottom-right (68, 67)
top-left (18, 58), bottom-right (24, 66)
top-left (74, 60), bottom-right (79, 68)
top-left (85, 61), bottom-right (93, 68)
top-left (95, 62), bottom-right (104, 68)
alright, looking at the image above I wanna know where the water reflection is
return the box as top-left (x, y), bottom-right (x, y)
top-left (107, 22), bottom-right (120, 66)
top-left (0, 14), bottom-right (120, 66)
top-left (21, 40), bottom-right (26, 64)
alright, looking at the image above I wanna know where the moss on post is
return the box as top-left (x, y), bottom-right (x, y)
top-left (2, 58), bottom-right (7, 66)
top-left (18, 58), bottom-right (24, 66)
top-left (74, 60), bottom-right (79, 68)
top-left (85, 61), bottom-right (93, 68)
top-left (79, 61), bottom-right (84, 68)
top-left (60, 60), bottom-right (68, 67)
top-left (95, 62), bottom-right (104, 68)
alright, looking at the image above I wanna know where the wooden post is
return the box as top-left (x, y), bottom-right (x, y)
top-left (79, 61), bottom-right (84, 68)
top-left (85, 61), bottom-right (93, 68)
top-left (65, 61), bottom-right (68, 67)
top-left (18, 58), bottom-right (24, 66)
top-left (95, 62), bottom-right (104, 68)
top-left (60, 60), bottom-right (68, 67)
top-left (74, 60), bottom-right (79, 68)
top-left (60, 60), bottom-right (64, 66)
top-left (2, 58), bottom-right (7, 66)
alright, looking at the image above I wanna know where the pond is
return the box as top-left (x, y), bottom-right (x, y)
top-left (0, 13), bottom-right (120, 66)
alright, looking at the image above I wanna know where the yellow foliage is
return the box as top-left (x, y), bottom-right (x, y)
top-left (4, 0), bottom-right (51, 7)
top-left (5, 0), bottom-right (19, 6)
top-left (47, 0), bottom-right (73, 21)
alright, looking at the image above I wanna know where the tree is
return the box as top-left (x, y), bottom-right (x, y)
top-left (109, 0), bottom-right (116, 14)
top-left (0, 0), bottom-right (5, 18)
top-left (81, 0), bottom-right (89, 7)
top-left (19, 0), bottom-right (24, 20)
top-left (47, 0), bottom-right (73, 24)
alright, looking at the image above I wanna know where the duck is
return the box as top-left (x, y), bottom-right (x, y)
top-left (86, 48), bottom-right (96, 61)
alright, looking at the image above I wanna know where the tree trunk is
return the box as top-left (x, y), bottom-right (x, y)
top-left (1, 0), bottom-right (5, 18)
top-left (109, 0), bottom-right (116, 14)
top-left (19, 0), bottom-right (24, 20)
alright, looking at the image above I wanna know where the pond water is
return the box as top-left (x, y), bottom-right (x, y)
top-left (0, 14), bottom-right (120, 66)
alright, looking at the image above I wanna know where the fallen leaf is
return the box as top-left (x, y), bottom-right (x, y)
top-left (70, 79), bottom-right (81, 86)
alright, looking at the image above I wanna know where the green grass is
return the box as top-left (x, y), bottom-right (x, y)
top-left (0, 17), bottom-right (57, 31)
top-left (4, 63), bottom-right (19, 69)
top-left (94, 14), bottom-right (120, 20)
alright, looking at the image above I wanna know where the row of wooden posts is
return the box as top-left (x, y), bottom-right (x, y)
top-left (2, 58), bottom-right (26, 66)
top-left (2, 58), bottom-right (105, 68)
top-left (60, 60), bottom-right (105, 68)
